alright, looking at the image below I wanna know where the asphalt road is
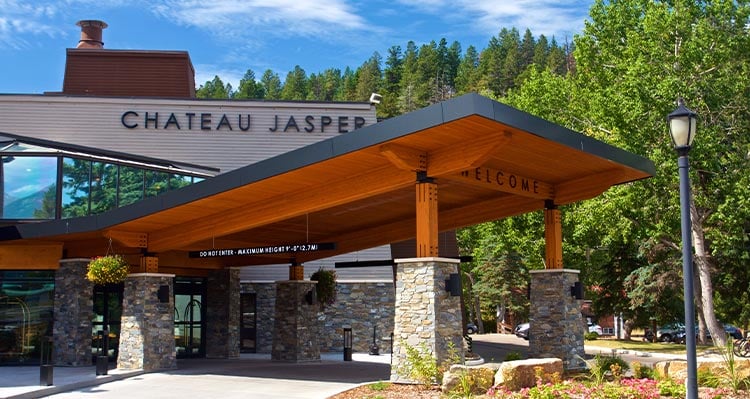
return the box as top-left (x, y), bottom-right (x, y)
top-left (470, 333), bottom-right (678, 367)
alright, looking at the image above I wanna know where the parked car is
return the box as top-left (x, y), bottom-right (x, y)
top-left (514, 322), bottom-right (529, 340)
top-left (466, 323), bottom-right (478, 334)
top-left (657, 322), bottom-right (685, 343)
top-left (588, 323), bottom-right (603, 335)
top-left (665, 322), bottom-right (743, 343)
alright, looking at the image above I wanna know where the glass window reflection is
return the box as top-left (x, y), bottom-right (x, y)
top-left (118, 166), bottom-right (144, 207)
top-left (1, 156), bottom-right (57, 219)
top-left (90, 162), bottom-right (118, 214)
top-left (62, 157), bottom-right (91, 218)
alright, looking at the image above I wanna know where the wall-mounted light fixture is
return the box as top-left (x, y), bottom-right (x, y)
top-left (445, 273), bottom-right (461, 296)
top-left (369, 93), bottom-right (382, 105)
top-left (157, 285), bottom-right (170, 303)
top-left (570, 281), bottom-right (584, 300)
top-left (305, 289), bottom-right (316, 305)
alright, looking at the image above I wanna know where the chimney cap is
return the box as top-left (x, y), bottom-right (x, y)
top-left (75, 20), bottom-right (107, 49)
top-left (76, 20), bottom-right (108, 29)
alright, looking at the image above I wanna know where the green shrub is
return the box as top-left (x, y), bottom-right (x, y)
top-left (397, 341), bottom-right (441, 387)
top-left (504, 351), bottom-right (522, 361)
top-left (584, 331), bottom-right (599, 340)
top-left (310, 268), bottom-right (336, 307)
top-left (631, 361), bottom-right (655, 379)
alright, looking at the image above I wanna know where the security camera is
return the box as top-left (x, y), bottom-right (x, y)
top-left (369, 93), bottom-right (382, 105)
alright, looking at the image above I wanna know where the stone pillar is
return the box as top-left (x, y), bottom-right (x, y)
top-left (53, 259), bottom-right (94, 366)
top-left (206, 268), bottom-right (240, 358)
top-left (528, 269), bottom-right (585, 370)
top-left (391, 257), bottom-right (462, 382)
top-left (271, 280), bottom-right (320, 362)
top-left (117, 273), bottom-right (176, 371)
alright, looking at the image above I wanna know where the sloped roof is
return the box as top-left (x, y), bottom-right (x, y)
top-left (0, 93), bottom-right (654, 274)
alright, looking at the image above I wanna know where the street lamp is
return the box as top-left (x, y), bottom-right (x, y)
top-left (667, 97), bottom-right (698, 399)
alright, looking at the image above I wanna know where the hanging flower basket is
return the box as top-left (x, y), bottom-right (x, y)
top-left (86, 254), bottom-right (129, 285)
top-left (310, 268), bottom-right (337, 307)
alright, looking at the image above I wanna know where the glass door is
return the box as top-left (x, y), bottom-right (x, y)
top-left (240, 293), bottom-right (256, 353)
top-left (174, 278), bottom-right (205, 358)
top-left (92, 283), bottom-right (122, 362)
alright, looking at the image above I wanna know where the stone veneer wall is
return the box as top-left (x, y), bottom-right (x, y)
top-left (241, 281), bottom-right (395, 354)
top-left (117, 273), bottom-right (176, 371)
top-left (391, 258), bottom-right (462, 382)
top-left (319, 281), bottom-right (395, 353)
top-left (53, 259), bottom-right (93, 366)
top-left (528, 269), bottom-right (586, 370)
top-left (271, 280), bottom-right (320, 362)
top-left (240, 282), bottom-right (276, 353)
top-left (206, 268), bottom-right (240, 358)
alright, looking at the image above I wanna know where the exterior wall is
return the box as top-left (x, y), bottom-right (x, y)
top-left (528, 269), bottom-right (586, 370)
top-left (241, 281), bottom-right (395, 354)
top-left (53, 259), bottom-right (93, 366)
top-left (319, 281), bottom-right (395, 353)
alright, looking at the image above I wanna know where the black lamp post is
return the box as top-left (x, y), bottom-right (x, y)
top-left (667, 98), bottom-right (698, 399)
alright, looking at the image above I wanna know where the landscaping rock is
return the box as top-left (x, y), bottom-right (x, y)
top-left (441, 363), bottom-right (500, 394)
top-left (654, 357), bottom-right (750, 381)
top-left (494, 358), bottom-right (563, 391)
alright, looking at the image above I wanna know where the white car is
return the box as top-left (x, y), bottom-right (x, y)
top-left (588, 323), bottom-right (603, 335)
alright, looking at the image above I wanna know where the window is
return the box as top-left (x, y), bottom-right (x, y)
top-left (118, 166), bottom-right (144, 207)
top-left (61, 157), bottom-right (91, 218)
top-left (1, 156), bottom-right (57, 219)
top-left (90, 162), bottom-right (118, 214)
top-left (145, 171), bottom-right (169, 198)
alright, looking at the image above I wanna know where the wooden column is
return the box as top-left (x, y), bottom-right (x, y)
top-left (289, 261), bottom-right (304, 280)
top-left (544, 201), bottom-right (563, 269)
top-left (140, 255), bottom-right (158, 273)
top-left (416, 179), bottom-right (438, 257)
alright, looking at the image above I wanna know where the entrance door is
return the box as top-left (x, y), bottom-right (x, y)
top-left (174, 278), bottom-right (206, 358)
top-left (92, 283), bottom-right (123, 362)
top-left (240, 293), bottom-right (257, 353)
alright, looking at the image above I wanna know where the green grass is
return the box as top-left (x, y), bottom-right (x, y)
top-left (368, 381), bottom-right (391, 391)
top-left (586, 337), bottom-right (716, 355)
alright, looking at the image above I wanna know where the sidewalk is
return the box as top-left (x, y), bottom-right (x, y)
top-left (0, 352), bottom-right (392, 399)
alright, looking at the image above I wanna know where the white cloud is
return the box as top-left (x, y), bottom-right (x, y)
top-left (395, 0), bottom-right (589, 38)
top-left (150, 0), bottom-right (370, 40)
top-left (0, 0), bottom-right (66, 48)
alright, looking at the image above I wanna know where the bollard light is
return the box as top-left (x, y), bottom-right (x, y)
top-left (343, 325), bottom-right (352, 361)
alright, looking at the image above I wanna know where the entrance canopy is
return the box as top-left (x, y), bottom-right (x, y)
top-left (0, 94), bottom-right (654, 274)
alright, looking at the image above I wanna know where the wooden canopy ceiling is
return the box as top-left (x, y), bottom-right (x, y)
top-left (0, 94), bottom-right (654, 274)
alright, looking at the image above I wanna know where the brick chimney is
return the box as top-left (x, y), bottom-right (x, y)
top-left (75, 20), bottom-right (108, 49)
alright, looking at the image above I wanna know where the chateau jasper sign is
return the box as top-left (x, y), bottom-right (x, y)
top-left (189, 242), bottom-right (336, 258)
top-left (121, 111), bottom-right (367, 133)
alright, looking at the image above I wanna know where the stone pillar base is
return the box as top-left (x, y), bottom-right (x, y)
top-left (206, 268), bottom-right (240, 358)
top-left (271, 280), bottom-right (320, 362)
top-left (53, 259), bottom-right (93, 366)
top-left (117, 273), bottom-right (176, 371)
top-left (391, 257), bottom-right (462, 382)
top-left (528, 269), bottom-right (585, 370)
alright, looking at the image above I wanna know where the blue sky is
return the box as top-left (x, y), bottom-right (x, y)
top-left (1, 0), bottom-right (593, 94)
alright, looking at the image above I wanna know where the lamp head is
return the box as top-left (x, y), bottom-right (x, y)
top-left (667, 98), bottom-right (697, 152)
top-left (369, 93), bottom-right (382, 105)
